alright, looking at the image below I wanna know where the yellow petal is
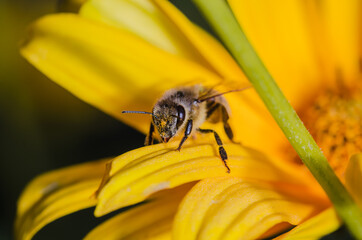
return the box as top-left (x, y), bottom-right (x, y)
top-left (80, 0), bottom-right (245, 80)
top-left (173, 177), bottom-right (323, 240)
top-left (320, 0), bottom-right (361, 86)
top-left (95, 141), bottom-right (327, 216)
top-left (279, 208), bottom-right (340, 240)
top-left (297, 0), bottom-right (361, 88)
top-left (80, 0), bottom-right (195, 57)
top-left (151, 0), bottom-right (245, 80)
top-left (15, 159), bottom-right (107, 240)
top-left (86, 183), bottom-right (193, 240)
top-left (20, 14), bottom-right (223, 135)
top-left (345, 153), bottom-right (362, 207)
top-left (228, 0), bottom-right (323, 110)
top-left (225, 91), bottom-right (286, 157)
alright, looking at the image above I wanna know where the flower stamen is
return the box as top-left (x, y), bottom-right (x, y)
top-left (301, 84), bottom-right (362, 178)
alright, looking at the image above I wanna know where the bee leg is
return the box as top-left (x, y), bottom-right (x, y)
top-left (207, 103), bottom-right (235, 142)
top-left (176, 120), bottom-right (193, 151)
top-left (144, 123), bottom-right (154, 146)
top-left (223, 122), bottom-right (234, 141)
top-left (221, 106), bottom-right (235, 141)
top-left (197, 128), bottom-right (230, 173)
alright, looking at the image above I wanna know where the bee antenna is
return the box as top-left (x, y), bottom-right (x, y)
top-left (122, 111), bottom-right (153, 115)
top-left (197, 86), bottom-right (252, 102)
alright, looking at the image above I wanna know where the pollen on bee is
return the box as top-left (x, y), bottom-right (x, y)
top-left (160, 120), bottom-right (167, 127)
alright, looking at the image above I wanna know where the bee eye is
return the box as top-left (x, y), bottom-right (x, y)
top-left (176, 105), bottom-right (185, 128)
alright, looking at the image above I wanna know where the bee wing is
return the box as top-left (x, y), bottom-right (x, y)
top-left (198, 86), bottom-right (251, 103)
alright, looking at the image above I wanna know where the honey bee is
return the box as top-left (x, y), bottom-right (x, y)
top-left (123, 85), bottom-right (247, 173)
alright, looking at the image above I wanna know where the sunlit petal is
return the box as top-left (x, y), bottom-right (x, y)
top-left (151, 0), bottom-right (245, 80)
top-left (20, 14), bottom-right (223, 135)
top-left (345, 154), bottom-right (362, 207)
top-left (80, 0), bottom-right (245, 80)
top-left (86, 183), bottom-right (194, 240)
top-left (15, 159), bottom-right (107, 240)
top-left (95, 141), bottom-right (327, 216)
top-left (279, 208), bottom-right (340, 240)
top-left (80, 0), bottom-right (195, 57)
top-left (173, 177), bottom-right (323, 240)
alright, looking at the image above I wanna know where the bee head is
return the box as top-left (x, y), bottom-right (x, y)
top-left (152, 103), bottom-right (186, 143)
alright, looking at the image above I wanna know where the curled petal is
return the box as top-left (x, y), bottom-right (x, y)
top-left (345, 153), bottom-right (362, 207)
top-left (279, 208), bottom-right (340, 240)
top-left (85, 183), bottom-right (194, 240)
top-left (173, 177), bottom-right (323, 240)
top-left (15, 159), bottom-right (108, 240)
top-left (95, 142), bottom-right (327, 216)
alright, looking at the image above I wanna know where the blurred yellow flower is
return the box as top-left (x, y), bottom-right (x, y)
top-left (16, 0), bottom-right (362, 239)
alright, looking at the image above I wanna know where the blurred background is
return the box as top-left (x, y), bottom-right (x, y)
top-left (0, 0), bottom-right (351, 239)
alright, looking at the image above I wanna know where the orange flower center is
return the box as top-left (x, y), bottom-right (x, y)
top-left (300, 85), bottom-right (362, 178)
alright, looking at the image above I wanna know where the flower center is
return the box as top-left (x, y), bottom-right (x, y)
top-left (299, 85), bottom-right (362, 177)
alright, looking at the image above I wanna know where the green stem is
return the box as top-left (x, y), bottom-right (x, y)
top-left (192, 0), bottom-right (362, 238)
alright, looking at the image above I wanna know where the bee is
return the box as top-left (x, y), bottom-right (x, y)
top-left (123, 85), bottom-right (246, 173)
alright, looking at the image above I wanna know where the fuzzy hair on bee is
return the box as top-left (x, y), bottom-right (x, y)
top-left (122, 85), bottom-right (247, 173)
top-left (151, 86), bottom-right (207, 142)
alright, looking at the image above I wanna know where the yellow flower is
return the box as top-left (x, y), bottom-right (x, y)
top-left (16, 0), bottom-right (362, 239)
